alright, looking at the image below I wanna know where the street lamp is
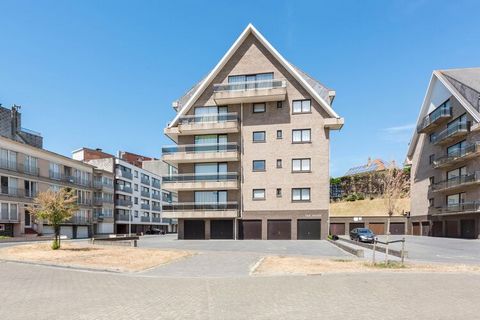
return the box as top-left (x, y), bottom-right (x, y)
top-left (128, 205), bottom-right (132, 237)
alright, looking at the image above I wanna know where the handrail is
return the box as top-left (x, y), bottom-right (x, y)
top-left (178, 112), bottom-right (238, 124)
top-left (433, 142), bottom-right (480, 166)
top-left (417, 101), bottom-right (452, 132)
top-left (431, 172), bottom-right (480, 191)
top-left (213, 79), bottom-right (286, 92)
top-left (432, 121), bottom-right (469, 144)
top-left (435, 201), bottom-right (480, 214)
top-left (163, 172), bottom-right (238, 183)
top-left (162, 142), bottom-right (239, 154)
top-left (162, 201), bottom-right (238, 211)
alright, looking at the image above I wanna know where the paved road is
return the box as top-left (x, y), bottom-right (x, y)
top-left (2, 261), bottom-right (479, 320)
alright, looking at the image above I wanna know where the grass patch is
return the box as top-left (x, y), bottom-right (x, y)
top-left (0, 236), bottom-right (11, 239)
top-left (368, 261), bottom-right (407, 269)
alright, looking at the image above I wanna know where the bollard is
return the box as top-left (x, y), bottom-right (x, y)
top-left (133, 239), bottom-right (137, 248)
top-left (401, 237), bottom-right (405, 265)
top-left (372, 239), bottom-right (376, 265)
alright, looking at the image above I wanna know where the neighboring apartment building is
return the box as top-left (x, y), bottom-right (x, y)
top-left (73, 148), bottom-right (173, 234)
top-left (0, 105), bottom-right (43, 148)
top-left (408, 67), bottom-right (480, 239)
top-left (0, 135), bottom-right (95, 238)
top-left (162, 24), bottom-right (343, 240)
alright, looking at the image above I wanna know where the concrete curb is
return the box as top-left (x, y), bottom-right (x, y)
top-left (327, 240), bottom-right (364, 257)
top-left (338, 238), bottom-right (408, 258)
top-left (0, 258), bottom-right (124, 274)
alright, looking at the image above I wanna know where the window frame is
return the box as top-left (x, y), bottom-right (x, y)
top-left (292, 99), bottom-right (312, 114)
top-left (292, 129), bottom-right (311, 143)
top-left (252, 160), bottom-right (266, 172)
top-left (252, 189), bottom-right (266, 200)
top-left (292, 188), bottom-right (311, 202)
top-left (253, 103), bottom-right (266, 113)
top-left (253, 131), bottom-right (266, 143)
top-left (276, 130), bottom-right (283, 139)
top-left (276, 159), bottom-right (282, 168)
top-left (292, 158), bottom-right (311, 173)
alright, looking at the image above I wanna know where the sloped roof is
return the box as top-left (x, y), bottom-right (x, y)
top-left (169, 24), bottom-right (342, 126)
top-left (407, 68), bottom-right (480, 158)
top-left (344, 158), bottom-right (392, 176)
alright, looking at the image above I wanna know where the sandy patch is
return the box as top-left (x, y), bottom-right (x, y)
top-left (253, 256), bottom-right (480, 276)
top-left (0, 243), bottom-right (193, 272)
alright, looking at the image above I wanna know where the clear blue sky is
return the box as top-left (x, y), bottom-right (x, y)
top-left (1, 0), bottom-right (479, 176)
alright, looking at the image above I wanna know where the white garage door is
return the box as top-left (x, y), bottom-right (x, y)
top-left (60, 226), bottom-right (73, 239)
top-left (42, 226), bottom-right (54, 235)
top-left (76, 226), bottom-right (89, 239)
top-left (96, 223), bottom-right (114, 235)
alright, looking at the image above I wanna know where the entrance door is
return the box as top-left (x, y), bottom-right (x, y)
top-left (24, 211), bottom-right (31, 228)
top-left (297, 219), bottom-right (321, 240)
top-left (184, 220), bottom-right (205, 240)
top-left (267, 220), bottom-right (291, 240)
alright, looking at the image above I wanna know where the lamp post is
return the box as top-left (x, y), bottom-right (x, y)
top-left (128, 204), bottom-right (132, 237)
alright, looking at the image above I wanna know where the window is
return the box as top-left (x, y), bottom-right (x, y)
top-left (429, 177), bottom-right (434, 185)
top-left (292, 159), bottom-right (311, 172)
top-left (292, 99), bottom-right (311, 113)
top-left (292, 188), bottom-right (311, 201)
top-left (276, 130), bottom-right (283, 139)
top-left (429, 198), bottom-right (434, 207)
top-left (134, 210), bottom-right (138, 218)
top-left (276, 188), bottom-right (282, 197)
top-left (447, 140), bottom-right (466, 157)
top-left (276, 159), bottom-right (282, 168)
top-left (134, 171), bottom-right (138, 178)
top-left (253, 189), bottom-right (266, 200)
top-left (253, 103), bottom-right (266, 113)
top-left (446, 192), bottom-right (465, 207)
top-left (292, 129), bottom-right (311, 143)
top-left (228, 72), bottom-right (273, 84)
top-left (253, 160), bottom-right (266, 171)
top-left (429, 133), bottom-right (436, 143)
top-left (253, 131), bottom-right (266, 142)
top-left (134, 197), bottom-right (138, 205)
top-left (277, 101), bottom-right (283, 109)
top-left (429, 154), bottom-right (435, 165)
top-left (134, 184), bottom-right (138, 191)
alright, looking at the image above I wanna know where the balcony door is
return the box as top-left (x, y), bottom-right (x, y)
top-left (194, 134), bottom-right (228, 152)
top-left (194, 106), bottom-right (228, 123)
top-left (195, 163), bottom-right (227, 181)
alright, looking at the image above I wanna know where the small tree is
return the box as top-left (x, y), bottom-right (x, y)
top-left (27, 188), bottom-right (78, 250)
top-left (381, 168), bottom-right (410, 263)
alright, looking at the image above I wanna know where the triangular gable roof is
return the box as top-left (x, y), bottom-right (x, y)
top-left (169, 23), bottom-right (341, 128)
top-left (407, 68), bottom-right (480, 158)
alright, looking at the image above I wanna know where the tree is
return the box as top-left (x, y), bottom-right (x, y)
top-left (381, 168), bottom-right (410, 263)
top-left (27, 188), bottom-right (78, 250)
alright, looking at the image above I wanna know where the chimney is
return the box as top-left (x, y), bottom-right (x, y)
top-left (11, 105), bottom-right (21, 136)
top-left (367, 157), bottom-right (372, 166)
top-left (96, 148), bottom-right (102, 152)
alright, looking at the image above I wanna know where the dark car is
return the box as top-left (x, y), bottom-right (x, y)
top-left (350, 228), bottom-right (375, 243)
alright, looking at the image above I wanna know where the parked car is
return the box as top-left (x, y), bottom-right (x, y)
top-left (350, 228), bottom-right (375, 243)
top-left (145, 228), bottom-right (161, 235)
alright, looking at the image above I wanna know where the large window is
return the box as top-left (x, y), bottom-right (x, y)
top-left (228, 73), bottom-right (273, 85)
top-left (0, 148), bottom-right (17, 170)
top-left (292, 129), bottom-right (311, 143)
top-left (447, 192), bottom-right (465, 206)
top-left (292, 188), bottom-right (311, 201)
top-left (253, 160), bottom-right (266, 171)
top-left (253, 131), bottom-right (266, 143)
top-left (292, 159), bottom-right (311, 172)
top-left (292, 99), bottom-right (311, 114)
top-left (252, 189), bottom-right (266, 200)
top-left (194, 191), bottom-right (227, 204)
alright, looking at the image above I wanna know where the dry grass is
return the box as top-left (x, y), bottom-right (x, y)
top-left (253, 256), bottom-right (480, 276)
top-left (0, 243), bottom-right (193, 272)
top-left (330, 197), bottom-right (410, 217)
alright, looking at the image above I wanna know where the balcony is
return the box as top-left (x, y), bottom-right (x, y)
top-left (116, 184), bottom-right (132, 194)
top-left (431, 122), bottom-right (470, 146)
top-left (141, 216), bottom-right (151, 223)
top-left (141, 203), bottom-right (150, 210)
top-left (115, 213), bottom-right (130, 222)
top-left (141, 177), bottom-right (150, 185)
top-left (162, 172), bottom-right (239, 191)
top-left (417, 101), bottom-right (452, 133)
top-left (94, 180), bottom-right (114, 190)
top-left (152, 180), bottom-right (161, 189)
top-left (162, 143), bottom-right (239, 165)
top-left (164, 113), bottom-right (239, 142)
top-left (115, 199), bottom-right (132, 207)
top-left (433, 142), bottom-right (480, 169)
top-left (141, 190), bottom-right (150, 198)
top-left (66, 216), bottom-right (92, 225)
top-left (152, 193), bottom-right (161, 200)
top-left (93, 197), bottom-right (114, 206)
top-left (152, 216), bottom-right (161, 223)
top-left (152, 204), bottom-right (161, 212)
top-left (0, 159), bottom-right (39, 176)
top-left (116, 168), bottom-right (133, 180)
top-left (430, 173), bottom-right (480, 193)
top-left (212, 79), bottom-right (287, 104)
top-left (431, 201), bottom-right (480, 215)
top-left (162, 202), bottom-right (239, 219)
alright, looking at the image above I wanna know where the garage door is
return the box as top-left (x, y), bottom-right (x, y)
top-left (461, 220), bottom-right (475, 239)
top-left (211, 220), bottom-right (233, 239)
top-left (238, 220), bottom-right (262, 240)
top-left (445, 221), bottom-right (458, 238)
top-left (60, 226), bottom-right (73, 239)
top-left (421, 222), bottom-right (430, 236)
top-left (412, 222), bottom-right (420, 235)
top-left (329, 223), bottom-right (346, 236)
top-left (349, 223), bottom-right (364, 232)
top-left (42, 226), bottom-right (54, 235)
top-left (184, 220), bottom-right (205, 240)
top-left (390, 222), bottom-right (405, 235)
top-left (267, 220), bottom-right (291, 240)
top-left (368, 223), bottom-right (385, 235)
top-left (76, 226), bottom-right (89, 239)
top-left (432, 221), bottom-right (443, 237)
top-left (297, 220), bottom-right (321, 240)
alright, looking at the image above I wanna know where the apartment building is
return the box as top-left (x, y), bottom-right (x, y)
top-left (0, 135), bottom-right (95, 238)
top-left (73, 148), bottom-right (173, 234)
top-left (92, 168), bottom-right (115, 234)
top-left (162, 24), bottom-right (343, 240)
top-left (408, 67), bottom-right (480, 239)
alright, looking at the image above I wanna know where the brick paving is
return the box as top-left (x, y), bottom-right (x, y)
top-left (2, 261), bottom-right (480, 320)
